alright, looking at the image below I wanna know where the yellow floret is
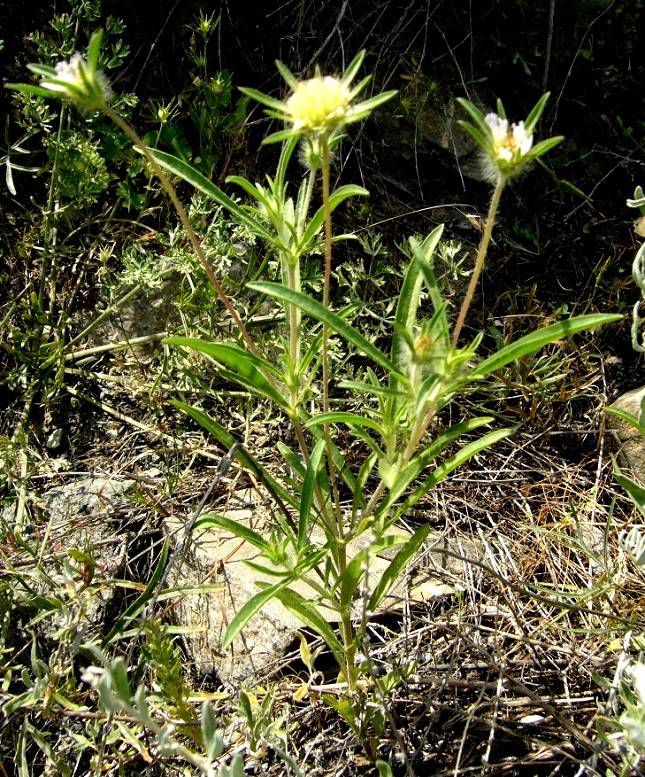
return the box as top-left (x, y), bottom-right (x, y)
top-left (285, 76), bottom-right (352, 133)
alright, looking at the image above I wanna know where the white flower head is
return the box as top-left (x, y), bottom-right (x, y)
top-left (41, 53), bottom-right (84, 93)
top-left (485, 113), bottom-right (533, 164)
top-left (31, 32), bottom-right (112, 112)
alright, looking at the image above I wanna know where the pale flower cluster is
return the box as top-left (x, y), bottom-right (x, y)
top-left (285, 75), bottom-right (352, 134)
top-left (41, 53), bottom-right (85, 93)
top-left (39, 51), bottom-right (111, 111)
top-left (485, 113), bottom-right (533, 163)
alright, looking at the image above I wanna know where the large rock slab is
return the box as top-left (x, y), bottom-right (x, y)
top-left (165, 489), bottom-right (482, 685)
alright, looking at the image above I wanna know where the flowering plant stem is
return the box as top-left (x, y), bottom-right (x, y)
top-left (451, 175), bottom-right (507, 347)
top-left (103, 105), bottom-right (262, 362)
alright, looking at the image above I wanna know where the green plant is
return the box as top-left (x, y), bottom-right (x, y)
top-left (592, 186), bottom-right (645, 775)
top-left (8, 33), bottom-right (621, 765)
top-left (81, 650), bottom-right (243, 776)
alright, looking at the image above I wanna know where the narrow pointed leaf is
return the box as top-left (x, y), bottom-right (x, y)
top-left (247, 282), bottom-right (405, 378)
top-left (103, 538), bottom-right (170, 645)
top-left (140, 148), bottom-right (273, 240)
top-left (275, 588), bottom-right (347, 669)
top-left (306, 411), bottom-right (385, 437)
top-left (222, 580), bottom-right (293, 649)
top-left (470, 314), bottom-right (622, 380)
top-left (530, 136), bottom-right (565, 159)
top-left (165, 337), bottom-right (288, 407)
top-left (457, 121), bottom-right (490, 151)
top-left (606, 407), bottom-right (645, 437)
top-left (238, 86), bottom-right (287, 112)
top-left (383, 428), bottom-right (513, 524)
top-left (339, 534), bottom-right (409, 608)
top-left (342, 50), bottom-right (367, 86)
top-left (368, 525), bottom-right (430, 612)
top-left (170, 400), bottom-right (299, 510)
top-left (524, 92), bottom-right (550, 135)
top-left (194, 513), bottom-right (269, 552)
top-left (456, 98), bottom-right (489, 133)
top-left (299, 438), bottom-right (327, 549)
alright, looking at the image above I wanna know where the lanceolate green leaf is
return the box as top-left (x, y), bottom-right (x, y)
top-left (409, 231), bottom-right (450, 325)
top-left (103, 538), bottom-right (170, 645)
top-left (194, 513), bottom-right (269, 552)
top-left (299, 439), bottom-right (327, 550)
top-left (387, 416), bottom-right (496, 504)
top-left (275, 588), bottom-right (347, 670)
top-left (339, 534), bottom-right (409, 608)
top-left (305, 411), bottom-right (385, 437)
top-left (469, 314), bottom-right (622, 380)
top-left (222, 580), bottom-right (293, 649)
top-left (614, 470), bottom-right (645, 516)
top-left (247, 282), bottom-right (406, 380)
top-left (368, 524), bottom-right (430, 612)
top-left (165, 337), bottom-right (287, 407)
top-left (389, 428), bottom-right (514, 525)
top-left (170, 400), bottom-right (299, 511)
top-left (606, 406), bottom-right (645, 437)
top-left (141, 148), bottom-right (273, 240)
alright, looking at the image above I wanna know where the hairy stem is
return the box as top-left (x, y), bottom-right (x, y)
top-left (103, 106), bottom-right (263, 364)
top-left (451, 176), bottom-right (506, 347)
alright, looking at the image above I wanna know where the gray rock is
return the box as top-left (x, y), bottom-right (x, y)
top-left (164, 489), bottom-right (483, 685)
top-left (608, 386), bottom-right (645, 480)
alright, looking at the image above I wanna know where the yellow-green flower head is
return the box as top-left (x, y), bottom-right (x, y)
top-left (285, 75), bottom-right (352, 134)
top-left (239, 51), bottom-right (397, 145)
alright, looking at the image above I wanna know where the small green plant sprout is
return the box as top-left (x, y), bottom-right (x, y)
top-left (81, 651), bottom-right (242, 776)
